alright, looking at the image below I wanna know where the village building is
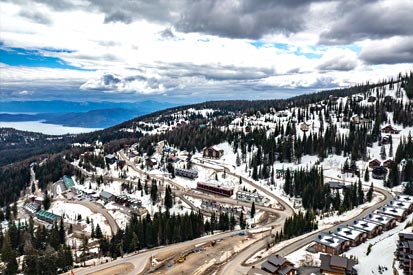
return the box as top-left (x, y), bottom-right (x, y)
top-left (175, 168), bottom-right (198, 179)
top-left (23, 202), bottom-right (40, 214)
top-left (350, 219), bottom-right (382, 239)
top-left (314, 232), bottom-right (350, 255)
top-left (334, 225), bottom-right (366, 247)
top-left (236, 191), bottom-right (265, 205)
top-left (372, 166), bottom-right (388, 179)
top-left (105, 154), bottom-right (117, 164)
top-left (36, 210), bottom-right (61, 224)
top-left (261, 254), bottom-right (296, 275)
top-left (396, 195), bottom-right (413, 209)
top-left (328, 182), bottom-right (346, 190)
top-left (99, 191), bottom-right (114, 203)
top-left (396, 233), bottom-right (413, 275)
top-left (377, 206), bottom-right (407, 222)
top-left (203, 146), bottom-right (224, 159)
top-left (369, 159), bottom-right (381, 168)
top-left (383, 159), bottom-right (394, 168)
top-left (197, 182), bottom-right (234, 197)
top-left (364, 212), bottom-right (396, 230)
top-left (389, 200), bottom-right (413, 214)
top-left (63, 175), bottom-right (76, 190)
top-left (381, 125), bottom-right (401, 134)
top-left (319, 254), bottom-right (358, 275)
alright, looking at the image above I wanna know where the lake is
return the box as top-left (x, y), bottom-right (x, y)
top-left (0, 121), bottom-right (101, 135)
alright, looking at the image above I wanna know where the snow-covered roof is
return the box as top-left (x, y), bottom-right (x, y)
top-left (378, 206), bottom-right (406, 218)
top-left (350, 219), bottom-right (379, 233)
top-left (334, 225), bottom-right (364, 241)
top-left (365, 212), bottom-right (394, 225)
top-left (315, 232), bottom-right (347, 249)
top-left (389, 200), bottom-right (412, 210)
top-left (396, 195), bottom-right (413, 203)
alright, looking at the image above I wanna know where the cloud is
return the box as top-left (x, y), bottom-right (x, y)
top-left (175, 0), bottom-right (313, 39)
top-left (80, 73), bottom-right (167, 94)
top-left (103, 11), bottom-right (133, 24)
top-left (317, 48), bottom-right (358, 71)
top-left (17, 90), bottom-right (33, 95)
top-left (359, 36), bottom-right (413, 65)
top-left (18, 10), bottom-right (51, 25)
top-left (319, 0), bottom-right (413, 45)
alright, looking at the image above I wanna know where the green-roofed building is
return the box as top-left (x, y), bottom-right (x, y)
top-left (36, 210), bottom-right (61, 224)
top-left (63, 175), bottom-right (75, 190)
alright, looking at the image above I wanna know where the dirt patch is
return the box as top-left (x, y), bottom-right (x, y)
top-left (86, 263), bottom-right (134, 275)
top-left (155, 235), bottom-right (257, 275)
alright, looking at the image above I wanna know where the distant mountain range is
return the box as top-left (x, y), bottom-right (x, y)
top-left (0, 100), bottom-right (176, 128)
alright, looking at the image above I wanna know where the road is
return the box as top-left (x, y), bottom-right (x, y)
top-left (59, 198), bottom-right (120, 236)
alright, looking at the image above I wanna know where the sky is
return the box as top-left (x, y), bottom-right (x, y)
top-left (0, 0), bottom-right (412, 104)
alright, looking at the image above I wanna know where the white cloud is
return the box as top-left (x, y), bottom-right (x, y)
top-left (0, 1), bottom-right (412, 100)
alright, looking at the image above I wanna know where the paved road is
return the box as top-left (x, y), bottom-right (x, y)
top-left (60, 199), bottom-right (119, 236)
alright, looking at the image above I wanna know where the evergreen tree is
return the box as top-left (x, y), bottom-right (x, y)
top-left (250, 202), bottom-right (256, 218)
top-left (364, 168), bottom-right (370, 182)
top-left (95, 224), bottom-right (103, 239)
top-left (367, 183), bottom-right (373, 202)
top-left (43, 194), bottom-right (51, 210)
top-left (357, 180), bottom-right (364, 205)
top-left (164, 185), bottom-right (173, 209)
top-left (1, 233), bottom-right (18, 275)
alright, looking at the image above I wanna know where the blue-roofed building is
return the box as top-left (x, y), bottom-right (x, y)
top-left (63, 175), bottom-right (75, 190)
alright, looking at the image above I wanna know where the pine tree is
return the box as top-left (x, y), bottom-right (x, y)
top-left (43, 194), bottom-right (51, 210)
top-left (239, 212), bottom-right (246, 229)
top-left (250, 202), bottom-right (256, 218)
top-left (1, 233), bottom-right (18, 275)
top-left (164, 185), bottom-right (173, 209)
top-left (95, 224), bottom-right (103, 239)
top-left (357, 180), bottom-right (364, 205)
top-left (364, 168), bottom-right (370, 182)
top-left (236, 153), bottom-right (241, 167)
top-left (367, 183), bottom-right (373, 202)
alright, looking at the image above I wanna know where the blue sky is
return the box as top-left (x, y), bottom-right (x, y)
top-left (0, 0), bottom-right (412, 103)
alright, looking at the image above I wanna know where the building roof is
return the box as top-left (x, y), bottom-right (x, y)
top-left (389, 200), bottom-right (412, 210)
top-left (351, 219), bottom-right (378, 232)
top-left (315, 232), bottom-right (347, 249)
top-left (236, 191), bottom-right (264, 199)
top-left (261, 262), bottom-right (278, 274)
top-left (378, 206), bottom-right (406, 218)
top-left (328, 181), bottom-right (346, 189)
top-left (267, 254), bottom-right (286, 266)
top-left (396, 195), bottom-right (413, 203)
top-left (100, 191), bottom-right (114, 199)
top-left (320, 254), bottom-right (357, 274)
top-left (334, 225), bottom-right (364, 241)
top-left (277, 265), bottom-right (295, 275)
top-left (63, 175), bottom-right (75, 188)
top-left (365, 212), bottom-right (394, 225)
top-left (330, 255), bottom-right (348, 268)
top-left (197, 182), bottom-right (234, 192)
top-left (105, 154), bottom-right (116, 159)
top-left (36, 210), bottom-right (60, 222)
